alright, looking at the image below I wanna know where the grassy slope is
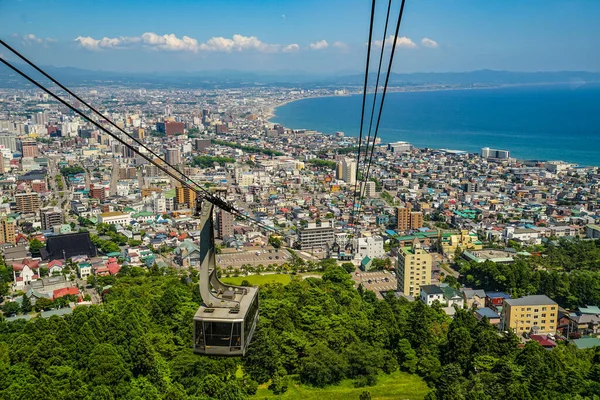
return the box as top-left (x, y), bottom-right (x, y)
top-left (220, 274), bottom-right (292, 286)
top-left (253, 371), bottom-right (430, 400)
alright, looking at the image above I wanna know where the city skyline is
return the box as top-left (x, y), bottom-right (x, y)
top-left (1, 0), bottom-right (599, 73)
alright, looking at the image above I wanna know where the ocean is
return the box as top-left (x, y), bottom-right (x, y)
top-left (271, 84), bottom-right (600, 166)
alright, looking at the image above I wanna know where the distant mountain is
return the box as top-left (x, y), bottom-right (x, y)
top-left (1, 64), bottom-right (599, 89)
top-left (332, 70), bottom-right (600, 85)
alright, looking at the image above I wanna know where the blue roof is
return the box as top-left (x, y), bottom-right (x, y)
top-left (487, 292), bottom-right (511, 299)
top-left (385, 229), bottom-right (397, 236)
top-left (476, 307), bottom-right (500, 319)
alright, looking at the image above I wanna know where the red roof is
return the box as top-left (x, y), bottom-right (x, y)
top-left (13, 258), bottom-right (40, 271)
top-left (107, 264), bottom-right (120, 275)
top-left (530, 335), bottom-right (557, 348)
top-left (47, 260), bottom-right (64, 268)
top-left (53, 287), bottom-right (79, 299)
top-left (108, 257), bottom-right (118, 263)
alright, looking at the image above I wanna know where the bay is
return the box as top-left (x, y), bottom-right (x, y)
top-left (271, 84), bottom-right (600, 166)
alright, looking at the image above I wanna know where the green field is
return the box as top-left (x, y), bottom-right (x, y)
top-left (253, 371), bottom-right (430, 400)
top-left (221, 274), bottom-right (292, 286)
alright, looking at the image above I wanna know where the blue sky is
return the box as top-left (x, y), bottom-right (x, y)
top-left (0, 0), bottom-right (599, 73)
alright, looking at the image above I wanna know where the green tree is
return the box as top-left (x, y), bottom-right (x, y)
top-left (268, 235), bottom-right (282, 249)
top-left (20, 294), bottom-right (32, 314)
top-left (2, 301), bottom-right (20, 315)
top-left (341, 262), bottom-right (355, 273)
top-left (34, 297), bottom-right (54, 312)
top-left (29, 238), bottom-right (44, 257)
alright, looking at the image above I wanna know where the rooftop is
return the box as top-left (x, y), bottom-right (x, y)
top-left (505, 295), bottom-right (557, 307)
top-left (100, 211), bottom-right (129, 217)
top-left (476, 307), bottom-right (500, 319)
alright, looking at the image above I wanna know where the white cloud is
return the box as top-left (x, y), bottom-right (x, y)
top-left (372, 35), bottom-right (417, 49)
top-left (333, 41), bottom-right (349, 51)
top-left (75, 36), bottom-right (128, 50)
top-left (309, 40), bottom-right (329, 50)
top-left (13, 33), bottom-right (56, 45)
top-left (141, 32), bottom-right (199, 52)
top-left (421, 38), bottom-right (439, 48)
top-left (75, 32), bottom-right (285, 53)
top-left (282, 44), bottom-right (300, 53)
top-left (199, 34), bottom-right (280, 53)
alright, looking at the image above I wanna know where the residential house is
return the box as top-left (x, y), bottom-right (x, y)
top-left (77, 262), bottom-right (92, 279)
top-left (360, 256), bottom-right (373, 272)
top-left (53, 287), bottom-right (80, 300)
top-left (485, 292), bottom-right (512, 312)
top-left (174, 239), bottom-right (201, 267)
top-left (47, 259), bottom-right (65, 276)
top-left (475, 307), bottom-right (501, 326)
top-left (462, 288), bottom-right (486, 309)
top-left (420, 285), bottom-right (445, 306)
top-left (441, 285), bottom-right (464, 308)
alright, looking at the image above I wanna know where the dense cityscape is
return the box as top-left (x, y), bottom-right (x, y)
top-left (0, 83), bottom-right (598, 398)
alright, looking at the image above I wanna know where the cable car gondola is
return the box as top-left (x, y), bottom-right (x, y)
top-left (193, 200), bottom-right (259, 356)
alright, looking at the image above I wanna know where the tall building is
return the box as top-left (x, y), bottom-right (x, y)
top-left (0, 216), bottom-right (16, 244)
top-left (0, 134), bottom-right (17, 152)
top-left (40, 207), bottom-right (63, 231)
top-left (298, 220), bottom-right (335, 251)
top-left (481, 147), bottom-right (510, 159)
top-left (176, 186), bottom-right (197, 209)
top-left (131, 127), bottom-right (145, 140)
top-left (387, 141), bottom-right (413, 153)
top-left (20, 139), bottom-right (39, 158)
top-left (336, 157), bottom-right (357, 185)
top-left (360, 181), bottom-right (377, 197)
top-left (165, 147), bottom-right (182, 166)
top-left (152, 195), bottom-right (167, 214)
top-left (396, 203), bottom-right (423, 231)
top-left (0, 155), bottom-right (4, 174)
top-left (410, 211), bottom-right (423, 230)
top-left (156, 121), bottom-right (185, 136)
top-left (15, 192), bottom-right (41, 213)
top-left (500, 295), bottom-right (558, 335)
top-left (396, 239), bottom-right (432, 297)
top-left (90, 187), bottom-right (106, 201)
top-left (216, 208), bottom-right (234, 239)
top-left (195, 138), bottom-right (211, 151)
top-left (31, 179), bottom-right (47, 193)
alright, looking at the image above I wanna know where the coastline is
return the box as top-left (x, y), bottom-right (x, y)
top-left (266, 80), bottom-right (596, 126)
top-left (265, 82), bottom-right (600, 167)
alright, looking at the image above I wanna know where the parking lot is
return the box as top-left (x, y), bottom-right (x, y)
top-left (353, 271), bottom-right (397, 299)
top-left (217, 249), bottom-right (288, 268)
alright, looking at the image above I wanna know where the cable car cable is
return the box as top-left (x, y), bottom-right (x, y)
top-left (354, 0), bottom-right (393, 234)
top-left (350, 0), bottom-right (377, 226)
top-left (354, 0), bottom-right (407, 229)
top-left (0, 54), bottom-right (281, 237)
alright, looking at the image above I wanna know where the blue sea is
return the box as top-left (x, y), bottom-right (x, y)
top-left (271, 84), bottom-right (600, 166)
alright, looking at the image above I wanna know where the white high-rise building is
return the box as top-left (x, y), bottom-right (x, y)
top-left (356, 235), bottom-right (386, 261)
top-left (336, 157), bottom-right (357, 185)
top-left (152, 195), bottom-right (167, 214)
top-left (481, 147), bottom-right (510, 159)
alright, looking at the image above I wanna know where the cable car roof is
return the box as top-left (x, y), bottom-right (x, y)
top-left (194, 285), bottom-right (258, 321)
